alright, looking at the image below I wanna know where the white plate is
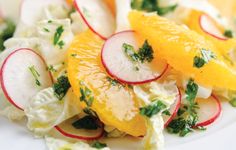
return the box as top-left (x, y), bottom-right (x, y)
top-left (0, 102), bottom-right (236, 150)
top-left (1, 0), bottom-right (236, 149)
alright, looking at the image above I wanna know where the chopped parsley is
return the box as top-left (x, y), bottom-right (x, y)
top-left (229, 98), bottom-right (236, 107)
top-left (224, 29), bottom-right (234, 38)
top-left (131, 0), bottom-right (177, 16)
top-left (79, 81), bottom-right (94, 107)
top-left (167, 79), bottom-right (201, 137)
top-left (47, 65), bottom-right (57, 72)
top-left (28, 65), bottom-right (41, 86)
top-left (72, 115), bottom-right (100, 130)
top-left (193, 49), bottom-right (216, 68)
top-left (53, 76), bottom-right (71, 100)
top-left (48, 20), bottom-right (52, 23)
top-left (162, 110), bottom-right (171, 116)
top-left (83, 107), bottom-right (98, 117)
top-left (91, 141), bottom-right (107, 149)
top-left (43, 28), bottom-right (50, 32)
top-left (123, 43), bottom-right (140, 62)
top-left (53, 25), bottom-right (65, 49)
top-left (106, 76), bottom-right (124, 87)
top-left (138, 40), bottom-right (154, 63)
top-left (123, 40), bottom-right (154, 64)
top-left (140, 100), bottom-right (167, 118)
top-left (0, 18), bottom-right (16, 51)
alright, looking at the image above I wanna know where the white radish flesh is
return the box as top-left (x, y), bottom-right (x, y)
top-left (163, 87), bottom-right (182, 128)
top-left (0, 48), bottom-right (53, 110)
top-left (101, 30), bottom-right (168, 84)
top-left (74, 0), bottom-right (115, 39)
top-left (194, 95), bottom-right (221, 127)
top-left (200, 14), bottom-right (227, 40)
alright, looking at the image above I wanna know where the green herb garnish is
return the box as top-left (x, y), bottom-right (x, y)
top-left (106, 77), bottom-right (124, 87)
top-left (0, 18), bottom-right (16, 51)
top-left (53, 25), bottom-right (64, 49)
top-left (140, 100), bottom-right (167, 118)
top-left (193, 49), bottom-right (216, 68)
top-left (91, 141), bottom-right (107, 149)
top-left (122, 40), bottom-right (154, 63)
top-left (43, 28), bottom-right (50, 32)
top-left (72, 116), bottom-right (100, 130)
top-left (47, 65), bottom-right (57, 72)
top-left (28, 65), bottom-right (41, 86)
top-left (167, 79), bottom-right (201, 137)
top-left (131, 0), bottom-right (177, 16)
top-left (79, 81), bottom-right (94, 107)
top-left (53, 76), bottom-right (71, 100)
top-left (229, 98), bottom-right (236, 107)
top-left (224, 29), bottom-right (234, 38)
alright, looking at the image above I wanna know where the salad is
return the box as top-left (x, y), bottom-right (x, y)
top-left (0, 0), bottom-right (236, 149)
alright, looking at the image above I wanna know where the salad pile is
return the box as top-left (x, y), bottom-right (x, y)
top-left (0, 0), bottom-right (236, 149)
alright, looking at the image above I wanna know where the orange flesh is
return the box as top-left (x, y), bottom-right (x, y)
top-left (129, 11), bottom-right (236, 90)
top-left (67, 30), bottom-right (146, 137)
top-left (186, 10), bottom-right (236, 57)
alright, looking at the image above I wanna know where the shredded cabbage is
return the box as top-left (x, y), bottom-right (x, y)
top-left (25, 88), bottom-right (81, 136)
top-left (134, 81), bottom-right (178, 150)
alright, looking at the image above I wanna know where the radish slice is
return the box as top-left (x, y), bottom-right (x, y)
top-left (0, 48), bottom-right (53, 110)
top-left (101, 30), bottom-right (169, 85)
top-left (20, 0), bottom-right (64, 26)
top-left (200, 14), bottom-right (227, 40)
top-left (55, 116), bottom-right (104, 141)
top-left (74, 0), bottom-right (115, 40)
top-left (163, 87), bottom-right (182, 128)
top-left (194, 95), bottom-right (222, 127)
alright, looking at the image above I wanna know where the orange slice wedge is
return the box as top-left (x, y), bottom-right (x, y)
top-left (67, 30), bottom-right (146, 137)
top-left (129, 11), bottom-right (236, 90)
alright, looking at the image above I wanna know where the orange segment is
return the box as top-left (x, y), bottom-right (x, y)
top-left (66, 0), bottom-right (73, 5)
top-left (129, 11), bottom-right (236, 90)
top-left (67, 30), bottom-right (146, 137)
top-left (186, 10), bottom-right (236, 56)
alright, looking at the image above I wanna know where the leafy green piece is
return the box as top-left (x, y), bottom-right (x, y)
top-left (193, 56), bottom-right (205, 68)
top-left (122, 40), bottom-right (154, 63)
top-left (131, 0), bottom-right (177, 16)
top-left (123, 43), bottom-right (140, 62)
top-left (167, 79), bottom-right (202, 137)
top-left (72, 116), bottom-right (99, 130)
top-left (157, 4), bottom-right (178, 16)
top-left (79, 82), bottom-right (94, 107)
top-left (229, 98), bottom-right (236, 107)
top-left (140, 100), bottom-right (167, 118)
top-left (224, 29), bottom-right (234, 38)
top-left (193, 49), bottom-right (216, 68)
top-left (53, 76), bottom-right (71, 100)
top-left (0, 18), bottom-right (16, 51)
top-left (138, 40), bottom-right (154, 63)
top-left (162, 110), bottom-right (171, 116)
top-left (28, 65), bottom-right (41, 86)
top-left (185, 79), bottom-right (198, 104)
top-left (53, 25), bottom-right (65, 49)
top-left (91, 141), bottom-right (107, 149)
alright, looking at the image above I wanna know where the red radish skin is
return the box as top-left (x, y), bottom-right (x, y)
top-left (73, 0), bottom-right (115, 40)
top-left (101, 30), bottom-right (169, 85)
top-left (54, 126), bottom-right (104, 141)
top-left (199, 14), bottom-right (227, 41)
top-left (164, 87), bottom-right (182, 128)
top-left (0, 48), bottom-right (53, 110)
top-left (194, 94), bottom-right (222, 128)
